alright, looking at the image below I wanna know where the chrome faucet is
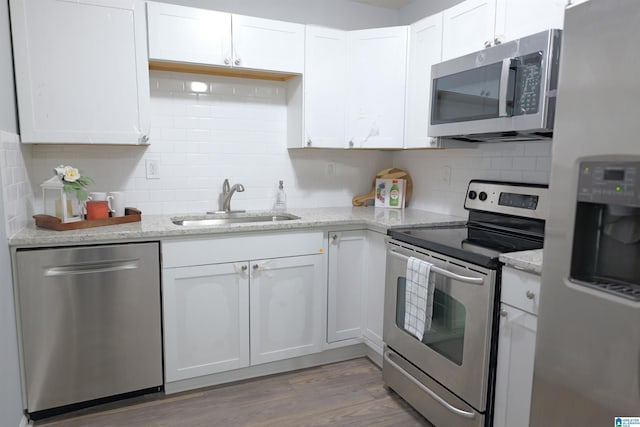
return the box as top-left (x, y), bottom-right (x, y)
top-left (220, 179), bottom-right (245, 213)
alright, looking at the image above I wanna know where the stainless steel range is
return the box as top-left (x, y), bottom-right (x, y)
top-left (382, 180), bottom-right (548, 427)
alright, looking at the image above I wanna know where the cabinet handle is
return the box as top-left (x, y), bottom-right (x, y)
top-left (234, 58), bottom-right (241, 66)
top-left (241, 265), bottom-right (248, 272)
top-left (253, 264), bottom-right (259, 270)
top-left (526, 290), bottom-right (535, 300)
top-left (224, 58), bottom-right (230, 65)
top-left (331, 234), bottom-right (338, 243)
top-left (494, 36), bottom-right (503, 45)
top-left (348, 140), bottom-right (354, 148)
top-left (306, 139), bottom-right (312, 147)
top-left (139, 134), bottom-right (149, 144)
top-left (500, 309), bottom-right (508, 317)
top-left (484, 40), bottom-right (492, 48)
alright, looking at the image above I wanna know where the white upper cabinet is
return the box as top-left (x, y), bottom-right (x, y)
top-left (495, 0), bottom-right (566, 43)
top-left (303, 26), bottom-right (348, 148)
top-left (442, 0), bottom-right (567, 62)
top-left (147, 2), bottom-right (231, 66)
top-left (10, 0), bottom-right (150, 144)
top-left (404, 13), bottom-right (443, 149)
top-left (232, 15), bottom-right (304, 74)
top-left (147, 2), bottom-right (304, 74)
top-left (347, 26), bottom-right (408, 149)
top-left (442, 0), bottom-right (497, 61)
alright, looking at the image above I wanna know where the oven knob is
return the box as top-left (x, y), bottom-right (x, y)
top-left (479, 192), bottom-right (488, 201)
top-left (468, 190), bottom-right (477, 200)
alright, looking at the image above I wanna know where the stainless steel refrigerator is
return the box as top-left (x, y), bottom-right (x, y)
top-left (531, 0), bottom-right (640, 425)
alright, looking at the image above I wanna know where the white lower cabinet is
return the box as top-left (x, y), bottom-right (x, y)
top-left (327, 230), bottom-right (387, 355)
top-left (494, 266), bottom-right (541, 427)
top-left (250, 255), bottom-right (324, 365)
top-left (162, 232), bottom-right (325, 383)
top-left (163, 262), bottom-right (250, 382)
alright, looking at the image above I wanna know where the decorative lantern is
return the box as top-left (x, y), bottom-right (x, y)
top-left (41, 174), bottom-right (82, 223)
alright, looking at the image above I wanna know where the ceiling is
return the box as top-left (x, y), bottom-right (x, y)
top-left (349, 0), bottom-right (416, 9)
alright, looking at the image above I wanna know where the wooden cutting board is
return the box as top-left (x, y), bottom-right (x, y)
top-left (352, 168), bottom-right (413, 206)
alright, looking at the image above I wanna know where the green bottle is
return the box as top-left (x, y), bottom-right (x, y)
top-left (390, 180), bottom-right (400, 207)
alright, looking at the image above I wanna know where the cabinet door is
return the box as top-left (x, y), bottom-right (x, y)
top-left (303, 26), bottom-right (347, 148)
top-left (442, 0), bottom-right (497, 61)
top-left (362, 230), bottom-right (387, 352)
top-left (10, 0), bottom-right (150, 144)
top-left (347, 26), bottom-right (408, 149)
top-left (327, 231), bottom-right (366, 342)
top-left (404, 13), bottom-right (443, 149)
top-left (493, 304), bottom-right (538, 427)
top-left (163, 263), bottom-right (250, 382)
top-left (147, 2), bottom-right (232, 66)
top-left (495, 0), bottom-right (565, 43)
top-left (232, 15), bottom-right (304, 73)
top-left (250, 255), bottom-right (324, 365)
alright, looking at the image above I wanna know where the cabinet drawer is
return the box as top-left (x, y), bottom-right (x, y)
top-left (162, 231), bottom-right (325, 268)
top-left (501, 267), bottom-right (541, 315)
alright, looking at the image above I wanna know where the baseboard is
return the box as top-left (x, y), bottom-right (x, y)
top-left (165, 344), bottom-right (368, 395)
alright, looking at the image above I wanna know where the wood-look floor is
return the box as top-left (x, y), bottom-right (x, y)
top-left (36, 358), bottom-right (431, 427)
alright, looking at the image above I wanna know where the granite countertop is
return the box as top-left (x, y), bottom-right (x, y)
top-left (9, 207), bottom-right (466, 247)
top-left (499, 249), bottom-right (543, 275)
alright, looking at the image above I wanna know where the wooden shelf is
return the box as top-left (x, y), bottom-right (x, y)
top-left (149, 61), bottom-right (300, 82)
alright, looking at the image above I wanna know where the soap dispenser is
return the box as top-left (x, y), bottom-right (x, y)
top-left (274, 180), bottom-right (287, 211)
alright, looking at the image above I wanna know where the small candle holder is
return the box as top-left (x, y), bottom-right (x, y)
top-left (40, 175), bottom-right (82, 223)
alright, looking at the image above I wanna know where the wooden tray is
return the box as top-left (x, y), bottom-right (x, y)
top-left (33, 208), bottom-right (142, 231)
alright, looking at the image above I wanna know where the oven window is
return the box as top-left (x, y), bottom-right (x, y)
top-left (395, 277), bottom-right (466, 366)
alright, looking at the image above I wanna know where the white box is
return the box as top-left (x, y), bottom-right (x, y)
top-left (374, 178), bottom-right (406, 209)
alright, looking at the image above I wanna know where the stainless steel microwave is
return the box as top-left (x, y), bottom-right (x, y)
top-left (429, 29), bottom-right (562, 142)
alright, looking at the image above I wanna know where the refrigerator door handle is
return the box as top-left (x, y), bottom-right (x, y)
top-left (384, 351), bottom-right (477, 419)
top-left (45, 260), bottom-right (140, 276)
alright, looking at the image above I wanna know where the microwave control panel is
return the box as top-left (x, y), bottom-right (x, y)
top-left (577, 161), bottom-right (640, 206)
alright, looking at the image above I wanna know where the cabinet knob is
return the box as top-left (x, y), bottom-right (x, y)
top-left (139, 134), bottom-right (149, 144)
top-left (500, 309), bottom-right (508, 317)
top-left (484, 40), bottom-right (492, 48)
top-left (348, 140), bottom-right (354, 148)
top-left (241, 265), bottom-right (248, 272)
top-left (494, 36), bottom-right (503, 46)
top-left (306, 139), bottom-right (312, 147)
top-left (224, 58), bottom-right (230, 65)
top-left (526, 290), bottom-right (535, 300)
top-left (234, 58), bottom-right (241, 66)
top-left (331, 234), bottom-right (338, 243)
top-left (253, 264), bottom-right (259, 270)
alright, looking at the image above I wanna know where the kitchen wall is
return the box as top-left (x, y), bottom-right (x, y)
top-left (152, 0), bottom-right (399, 29)
top-left (0, 0), bottom-right (25, 425)
top-left (398, 0), bottom-right (464, 24)
top-left (392, 142), bottom-right (552, 217)
top-left (27, 72), bottom-right (390, 215)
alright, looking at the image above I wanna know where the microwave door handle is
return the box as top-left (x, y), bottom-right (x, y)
top-left (389, 250), bottom-right (484, 285)
top-left (498, 58), bottom-right (512, 117)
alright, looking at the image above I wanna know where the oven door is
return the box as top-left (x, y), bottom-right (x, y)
top-left (383, 239), bottom-right (496, 413)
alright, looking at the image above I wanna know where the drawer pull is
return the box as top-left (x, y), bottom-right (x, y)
top-left (526, 290), bottom-right (535, 300)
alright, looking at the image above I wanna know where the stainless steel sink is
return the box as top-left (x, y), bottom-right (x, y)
top-left (171, 212), bottom-right (300, 226)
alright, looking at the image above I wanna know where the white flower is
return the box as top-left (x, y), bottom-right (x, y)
top-left (63, 166), bottom-right (80, 182)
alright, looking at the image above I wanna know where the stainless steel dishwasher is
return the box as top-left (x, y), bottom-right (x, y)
top-left (14, 242), bottom-right (163, 419)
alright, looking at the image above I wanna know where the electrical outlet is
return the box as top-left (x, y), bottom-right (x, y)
top-left (146, 159), bottom-right (160, 179)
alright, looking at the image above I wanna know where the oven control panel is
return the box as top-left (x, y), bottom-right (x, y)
top-left (577, 161), bottom-right (640, 206)
top-left (464, 181), bottom-right (549, 220)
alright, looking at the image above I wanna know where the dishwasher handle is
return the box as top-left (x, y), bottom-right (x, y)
top-left (45, 259), bottom-right (140, 276)
top-left (389, 250), bottom-right (484, 285)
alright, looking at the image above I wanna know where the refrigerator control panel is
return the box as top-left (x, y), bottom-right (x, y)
top-left (577, 161), bottom-right (640, 206)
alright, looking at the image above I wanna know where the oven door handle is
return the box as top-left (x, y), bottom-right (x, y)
top-left (389, 250), bottom-right (484, 285)
top-left (384, 351), bottom-right (477, 419)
